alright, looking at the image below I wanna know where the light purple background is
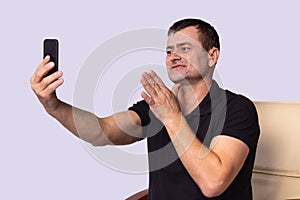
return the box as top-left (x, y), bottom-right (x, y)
top-left (1, 0), bottom-right (300, 199)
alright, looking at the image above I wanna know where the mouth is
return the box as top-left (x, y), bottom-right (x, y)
top-left (171, 64), bottom-right (186, 70)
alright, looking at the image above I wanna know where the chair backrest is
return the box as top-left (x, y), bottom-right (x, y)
top-left (252, 102), bottom-right (300, 200)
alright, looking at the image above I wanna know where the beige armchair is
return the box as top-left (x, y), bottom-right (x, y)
top-left (253, 102), bottom-right (300, 200)
top-left (126, 102), bottom-right (300, 200)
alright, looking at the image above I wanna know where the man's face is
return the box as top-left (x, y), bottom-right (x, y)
top-left (166, 26), bottom-right (211, 84)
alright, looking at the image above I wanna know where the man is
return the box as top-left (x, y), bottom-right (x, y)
top-left (30, 18), bottom-right (260, 199)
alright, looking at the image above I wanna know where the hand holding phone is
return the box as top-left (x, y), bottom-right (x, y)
top-left (43, 39), bottom-right (59, 77)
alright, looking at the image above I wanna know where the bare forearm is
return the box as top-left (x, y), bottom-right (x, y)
top-left (165, 115), bottom-right (249, 197)
top-left (166, 116), bottom-right (221, 164)
top-left (30, 58), bottom-right (110, 146)
top-left (165, 116), bottom-right (226, 196)
top-left (48, 100), bottom-right (108, 145)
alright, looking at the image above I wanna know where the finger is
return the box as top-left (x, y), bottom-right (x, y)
top-left (36, 55), bottom-right (51, 75)
top-left (30, 56), bottom-right (50, 83)
top-left (144, 71), bottom-right (164, 90)
top-left (140, 72), bottom-right (150, 85)
top-left (140, 72), bottom-right (158, 97)
top-left (40, 78), bottom-right (64, 98)
top-left (47, 78), bottom-right (64, 93)
top-left (141, 91), bottom-right (155, 106)
top-left (143, 72), bottom-right (165, 93)
top-left (41, 70), bottom-right (63, 87)
top-left (36, 71), bottom-right (63, 93)
top-left (147, 71), bottom-right (173, 100)
top-left (32, 61), bottom-right (56, 84)
top-left (148, 70), bottom-right (165, 86)
top-left (41, 55), bottom-right (51, 66)
top-left (143, 71), bottom-right (156, 84)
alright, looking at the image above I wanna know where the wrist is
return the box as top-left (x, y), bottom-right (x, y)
top-left (45, 98), bottom-right (62, 118)
top-left (164, 113), bottom-right (184, 135)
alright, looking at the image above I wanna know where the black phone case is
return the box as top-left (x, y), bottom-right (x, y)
top-left (43, 39), bottom-right (59, 77)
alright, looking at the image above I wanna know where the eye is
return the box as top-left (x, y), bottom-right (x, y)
top-left (181, 47), bottom-right (190, 52)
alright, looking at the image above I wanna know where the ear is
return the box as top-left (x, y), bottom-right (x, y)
top-left (208, 47), bottom-right (220, 67)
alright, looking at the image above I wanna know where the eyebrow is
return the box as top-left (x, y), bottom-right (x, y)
top-left (166, 42), bottom-right (192, 50)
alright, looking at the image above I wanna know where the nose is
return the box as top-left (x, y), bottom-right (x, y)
top-left (169, 52), bottom-right (182, 63)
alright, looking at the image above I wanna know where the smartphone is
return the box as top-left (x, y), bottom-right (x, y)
top-left (43, 39), bottom-right (59, 77)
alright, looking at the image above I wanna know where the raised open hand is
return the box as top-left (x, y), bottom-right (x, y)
top-left (140, 70), bottom-right (181, 124)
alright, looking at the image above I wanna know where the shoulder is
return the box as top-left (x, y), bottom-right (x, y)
top-left (226, 90), bottom-right (254, 106)
top-left (209, 81), bottom-right (257, 117)
top-left (222, 90), bottom-right (260, 149)
top-left (225, 90), bottom-right (258, 120)
top-left (225, 90), bottom-right (257, 116)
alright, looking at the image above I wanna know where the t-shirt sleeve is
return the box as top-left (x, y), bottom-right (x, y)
top-left (128, 100), bottom-right (151, 127)
top-left (221, 95), bottom-right (260, 150)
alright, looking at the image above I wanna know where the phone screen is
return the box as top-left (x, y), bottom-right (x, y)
top-left (43, 39), bottom-right (59, 77)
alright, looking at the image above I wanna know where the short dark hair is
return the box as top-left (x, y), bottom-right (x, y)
top-left (168, 18), bottom-right (220, 52)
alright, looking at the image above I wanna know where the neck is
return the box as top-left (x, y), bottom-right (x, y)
top-left (177, 78), bottom-right (213, 115)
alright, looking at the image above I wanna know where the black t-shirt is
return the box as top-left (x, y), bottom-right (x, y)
top-left (129, 80), bottom-right (260, 200)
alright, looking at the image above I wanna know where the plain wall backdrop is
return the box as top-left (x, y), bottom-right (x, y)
top-left (1, 0), bottom-right (299, 199)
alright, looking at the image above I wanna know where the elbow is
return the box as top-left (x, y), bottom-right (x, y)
top-left (89, 132), bottom-right (110, 147)
top-left (91, 135), bottom-right (111, 146)
top-left (90, 121), bottom-right (115, 146)
top-left (90, 130), bottom-right (121, 146)
top-left (202, 188), bottom-right (224, 198)
top-left (90, 139), bottom-right (107, 147)
top-left (199, 179), bottom-right (227, 198)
